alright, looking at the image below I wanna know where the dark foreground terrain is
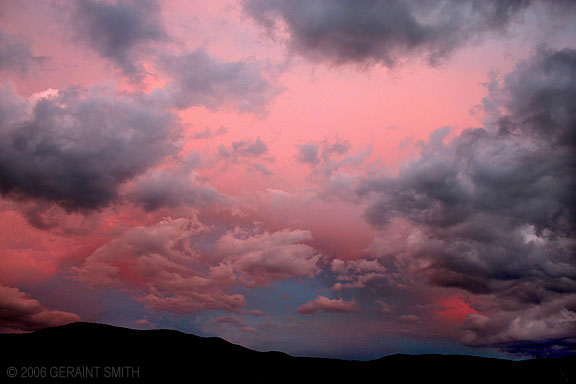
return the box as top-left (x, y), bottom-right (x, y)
top-left (1, 322), bottom-right (573, 383)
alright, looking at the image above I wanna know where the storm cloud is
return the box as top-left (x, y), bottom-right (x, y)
top-left (360, 48), bottom-right (576, 355)
top-left (242, 0), bottom-right (573, 67)
top-left (241, 0), bottom-right (528, 66)
top-left (68, 0), bottom-right (167, 77)
top-left (0, 85), bottom-right (179, 211)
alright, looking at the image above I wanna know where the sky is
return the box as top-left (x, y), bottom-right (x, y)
top-left (0, 0), bottom-right (575, 360)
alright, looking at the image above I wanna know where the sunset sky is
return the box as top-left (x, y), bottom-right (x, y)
top-left (1, 0), bottom-right (575, 360)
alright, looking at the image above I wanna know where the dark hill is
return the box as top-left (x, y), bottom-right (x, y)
top-left (1, 322), bottom-right (573, 383)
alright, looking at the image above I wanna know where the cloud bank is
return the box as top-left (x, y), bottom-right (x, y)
top-left (0, 284), bottom-right (81, 332)
top-left (358, 48), bottom-right (576, 355)
top-left (243, 0), bottom-right (536, 66)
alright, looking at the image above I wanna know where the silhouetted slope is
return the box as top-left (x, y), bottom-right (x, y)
top-left (1, 322), bottom-right (573, 383)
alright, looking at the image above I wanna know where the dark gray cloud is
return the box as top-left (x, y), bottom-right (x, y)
top-left (155, 49), bottom-right (282, 112)
top-left (232, 138), bottom-right (268, 158)
top-left (360, 48), bottom-right (576, 355)
top-left (218, 137), bottom-right (269, 161)
top-left (296, 143), bottom-right (320, 164)
top-left (462, 295), bottom-right (576, 356)
top-left (0, 84), bottom-right (179, 211)
top-left (0, 28), bottom-right (44, 74)
top-left (69, 0), bottom-right (166, 77)
top-left (242, 0), bottom-right (571, 67)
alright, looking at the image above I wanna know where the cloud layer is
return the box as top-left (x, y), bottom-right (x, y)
top-left (74, 217), bottom-right (321, 314)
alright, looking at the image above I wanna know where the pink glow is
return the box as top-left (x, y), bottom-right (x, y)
top-left (433, 296), bottom-right (479, 325)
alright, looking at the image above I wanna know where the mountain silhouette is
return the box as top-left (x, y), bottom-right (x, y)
top-left (1, 322), bottom-right (573, 383)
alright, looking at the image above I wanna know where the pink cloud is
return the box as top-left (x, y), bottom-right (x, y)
top-left (0, 283), bottom-right (81, 332)
top-left (297, 296), bottom-right (361, 315)
top-left (0, 203), bottom-right (111, 285)
top-left (74, 216), bottom-right (321, 314)
top-left (331, 258), bottom-right (388, 290)
top-left (74, 216), bottom-right (245, 314)
top-left (216, 227), bottom-right (321, 286)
